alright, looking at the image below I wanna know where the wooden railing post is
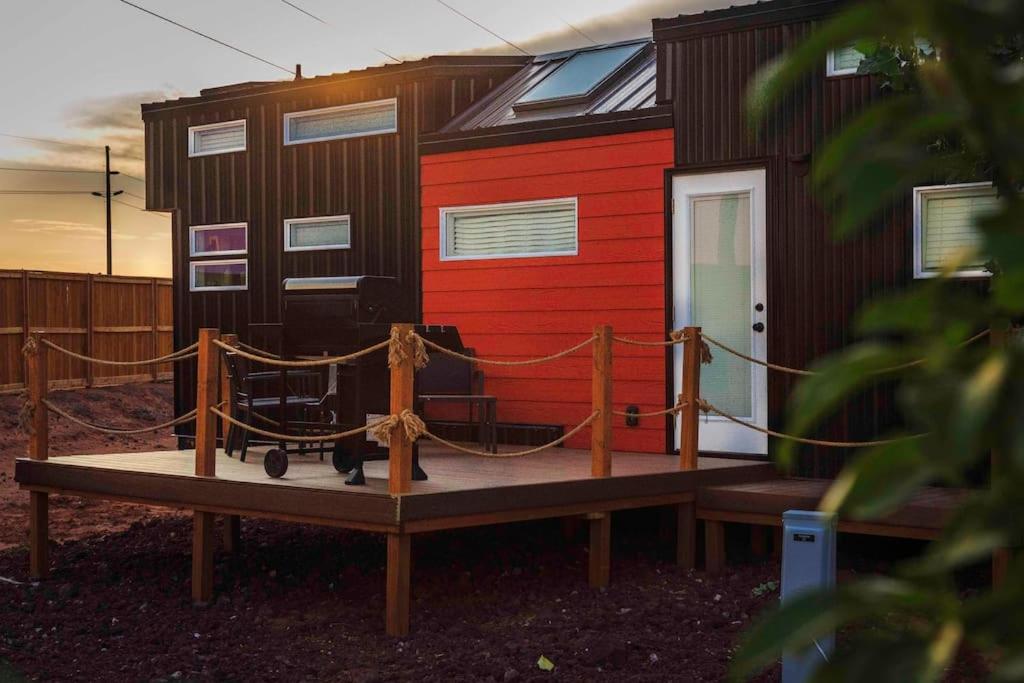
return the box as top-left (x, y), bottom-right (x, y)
top-left (219, 333), bottom-right (238, 447)
top-left (26, 331), bottom-right (49, 579)
top-left (591, 324), bottom-right (613, 477)
top-left (194, 328), bottom-right (220, 477)
top-left (388, 323), bottom-right (415, 495)
top-left (149, 278), bottom-right (159, 382)
top-left (679, 326), bottom-right (702, 471)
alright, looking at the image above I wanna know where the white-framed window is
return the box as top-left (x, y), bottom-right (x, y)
top-left (440, 197), bottom-right (579, 261)
top-left (913, 182), bottom-right (998, 279)
top-left (827, 45), bottom-right (865, 76)
top-left (284, 215), bottom-right (352, 252)
top-left (189, 222), bottom-right (248, 257)
top-left (190, 259), bottom-right (248, 291)
top-left (188, 119), bottom-right (246, 157)
top-left (283, 98), bottom-right (398, 146)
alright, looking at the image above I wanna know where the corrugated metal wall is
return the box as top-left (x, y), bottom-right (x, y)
top-left (143, 64), bottom-right (524, 431)
top-left (657, 15), bottom-right (912, 476)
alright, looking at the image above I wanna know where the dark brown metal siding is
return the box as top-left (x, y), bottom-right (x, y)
top-left (659, 19), bottom-right (912, 476)
top-left (143, 69), bottom-right (519, 433)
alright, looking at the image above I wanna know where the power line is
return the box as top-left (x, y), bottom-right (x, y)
top-left (0, 166), bottom-right (103, 174)
top-left (121, 191), bottom-right (146, 201)
top-left (0, 132), bottom-right (145, 162)
top-left (118, 0), bottom-right (296, 76)
top-left (0, 190), bottom-right (98, 195)
top-left (557, 15), bottom-right (598, 45)
top-left (276, 0), bottom-right (401, 64)
top-left (431, 0), bottom-right (529, 56)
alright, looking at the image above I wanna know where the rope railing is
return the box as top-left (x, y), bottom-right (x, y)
top-left (414, 332), bottom-right (596, 367)
top-left (611, 401), bottom-right (687, 418)
top-left (695, 398), bottom-right (923, 448)
top-left (236, 341), bottom-right (281, 359)
top-left (612, 330), bottom-right (689, 347)
top-left (34, 339), bottom-right (198, 366)
top-left (416, 410), bottom-right (599, 459)
top-left (210, 405), bottom-right (387, 443)
top-left (41, 399), bottom-right (197, 435)
top-left (213, 337), bottom-right (389, 368)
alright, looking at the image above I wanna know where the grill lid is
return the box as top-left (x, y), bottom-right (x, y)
top-left (282, 276), bottom-right (362, 291)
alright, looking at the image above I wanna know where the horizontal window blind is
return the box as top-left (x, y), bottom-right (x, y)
top-left (444, 200), bottom-right (577, 259)
top-left (285, 216), bottom-right (351, 250)
top-left (922, 188), bottom-right (998, 271)
top-left (286, 99), bottom-right (397, 144)
top-left (830, 45), bottom-right (864, 73)
top-left (189, 121), bottom-right (245, 156)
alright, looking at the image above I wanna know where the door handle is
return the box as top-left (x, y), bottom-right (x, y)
top-left (752, 322), bottom-right (765, 333)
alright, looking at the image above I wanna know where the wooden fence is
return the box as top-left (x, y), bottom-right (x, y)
top-left (0, 269), bottom-right (173, 393)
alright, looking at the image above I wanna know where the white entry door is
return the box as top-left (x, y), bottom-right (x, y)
top-left (672, 169), bottom-right (768, 455)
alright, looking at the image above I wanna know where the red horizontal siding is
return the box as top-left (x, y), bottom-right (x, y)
top-left (421, 128), bottom-right (673, 452)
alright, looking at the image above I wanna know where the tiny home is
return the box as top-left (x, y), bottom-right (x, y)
top-left (142, 56), bottom-right (527, 434)
top-left (419, 40), bottom-right (673, 453)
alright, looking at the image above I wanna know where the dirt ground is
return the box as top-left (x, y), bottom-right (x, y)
top-left (0, 383), bottom-right (989, 681)
top-left (0, 382), bottom-right (180, 551)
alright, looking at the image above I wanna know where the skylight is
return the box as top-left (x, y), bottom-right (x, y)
top-left (515, 43), bottom-right (644, 108)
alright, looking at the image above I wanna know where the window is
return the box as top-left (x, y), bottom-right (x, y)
top-left (190, 260), bottom-right (248, 291)
top-left (189, 222), bottom-right (247, 257)
top-left (284, 215), bottom-right (352, 252)
top-left (913, 182), bottom-right (998, 278)
top-left (440, 198), bottom-right (578, 261)
top-left (827, 45), bottom-right (865, 76)
top-left (284, 98), bottom-right (397, 145)
top-left (515, 43), bottom-right (644, 110)
top-left (188, 119), bottom-right (246, 157)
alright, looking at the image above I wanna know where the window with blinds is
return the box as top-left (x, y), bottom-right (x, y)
top-left (827, 45), bottom-right (865, 76)
top-left (284, 215), bottom-right (352, 251)
top-left (188, 120), bottom-right (246, 157)
top-left (914, 183), bottom-right (997, 278)
top-left (284, 98), bottom-right (397, 145)
top-left (441, 198), bottom-right (578, 261)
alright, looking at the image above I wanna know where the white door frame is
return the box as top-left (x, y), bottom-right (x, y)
top-left (672, 168), bottom-right (768, 455)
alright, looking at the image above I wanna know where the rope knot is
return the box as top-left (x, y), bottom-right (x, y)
top-left (21, 335), bottom-right (38, 358)
top-left (370, 409), bottom-right (426, 444)
top-left (698, 340), bottom-right (713, 365)
top-left (668, 329), bottom-right (688, 343)
top-left (387, 329), bottom-right (429, 371)
top-left (17, 394), bottom-right (35, 435)
top-left (695, 398), bottom-right (711, 414)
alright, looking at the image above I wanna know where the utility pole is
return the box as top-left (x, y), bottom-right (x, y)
top-left (91, 145), bottom-right (122, 275)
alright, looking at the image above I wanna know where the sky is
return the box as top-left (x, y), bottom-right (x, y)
top-left (0, 0), bottom-right (744, 278)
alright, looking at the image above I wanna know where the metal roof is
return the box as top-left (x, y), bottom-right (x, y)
top-left (441, 40), bottom-right (657, 132)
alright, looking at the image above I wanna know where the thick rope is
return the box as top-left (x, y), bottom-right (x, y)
top-left (22, 335), bottom-right (38, 357)
top-left (17, 396), bottom-right (35, 435)
top-left (420, 411), bottom-right (599, 458)
top-left (38, 339), bottom-right (198, 367)
top-left (695, 399), bottom-right (923, 448)
top-left (612, 400), bottom-right (687, 418)
top-left (210, 405), bottom-right (385, 443)
top-left (387, 328), bottom-right (429, 370)
top-left (369, 409), bottom-right (426, 444)
top-left (416, 333), bottom-right (596, 367)
top-left (236, 341), bottom-right (280, 359)
top-left (612, 329), bottom-right (690, 347)
top-left (213, 337), bottom-right (389, 368)
top-left (42, 400), bottom-right (197, 434)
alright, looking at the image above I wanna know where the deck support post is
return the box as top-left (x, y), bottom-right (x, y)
top-left (195, 328), bottom-right (220, 477)
top-left (192, 510), bottom-right (215, 604)
top-left (676, 500), bottom-right (696, 570)
top-left (705, 520), bottom-right (726, 574)
top-left (388, 323), bottom-right (415, 495)
top-left (588, 512), bottom-right (611, 588)
top-left (679, 326), bottom-right (701, 471)
top-left (591, 324), bottom-right (612, 477)
top-left (218, 333), bottom-right (237, 449)
top-left (386, 533), bottom-right (411, 636)
top-left (26, 331), bottom-right (49, 579)
top-left (222, 515), bottom-right (241, 554)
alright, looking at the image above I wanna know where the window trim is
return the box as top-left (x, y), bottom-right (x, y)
top-left (189, 222), bottom-right (248, 257)
top-left (187, 119), bottom-right (247, 157)
top-left (826, 47), bottom-right (863, 77)
top-left (913, 181), bottom-right (994, 279)
top-left (284, 214), bottom-right (353, 252)
top-left (439, 197), bottom-right (579, 262)
top-left (283, 97), bottom-right (398, 146)
top-left (189, 259), bottom-right (248, 292)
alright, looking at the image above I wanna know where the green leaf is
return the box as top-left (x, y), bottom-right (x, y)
top-left (537, 655), bottom-right (554, 672)
top-left (821, 439), bottom-right (933, 520)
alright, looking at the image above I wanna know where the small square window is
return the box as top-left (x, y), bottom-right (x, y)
top-left (284, 215), bottom-right (352, 252)
top-left (190, 260), bottom-right (248, 291)
top-left (188, 120), bottom-right (246, 157)
top-left (913, 182), bottom-right (998, 278)
top-left (827, 45), bottom-right (865, 76)
top-left (190, 222), bottom-right (247, 257)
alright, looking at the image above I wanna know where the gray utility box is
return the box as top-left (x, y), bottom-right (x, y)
top-left (781, 510), bottom-right (837, 683)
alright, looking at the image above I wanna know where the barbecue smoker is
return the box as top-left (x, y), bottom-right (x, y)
top-left (269, 275), bottom-right (463, 484)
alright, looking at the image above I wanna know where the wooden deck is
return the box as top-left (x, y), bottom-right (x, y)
top-left (16, 445), bottom-right (773, 533)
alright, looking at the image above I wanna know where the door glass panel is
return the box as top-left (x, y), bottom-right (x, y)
top-left (691, 192), bottom-right (752, 417)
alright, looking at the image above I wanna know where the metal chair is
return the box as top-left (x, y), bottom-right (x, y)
top-left (416, 348), bottom-right (497, 453)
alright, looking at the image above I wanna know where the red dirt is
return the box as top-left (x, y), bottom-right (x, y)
top-left (0, 382), bottom-right (181, 551)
